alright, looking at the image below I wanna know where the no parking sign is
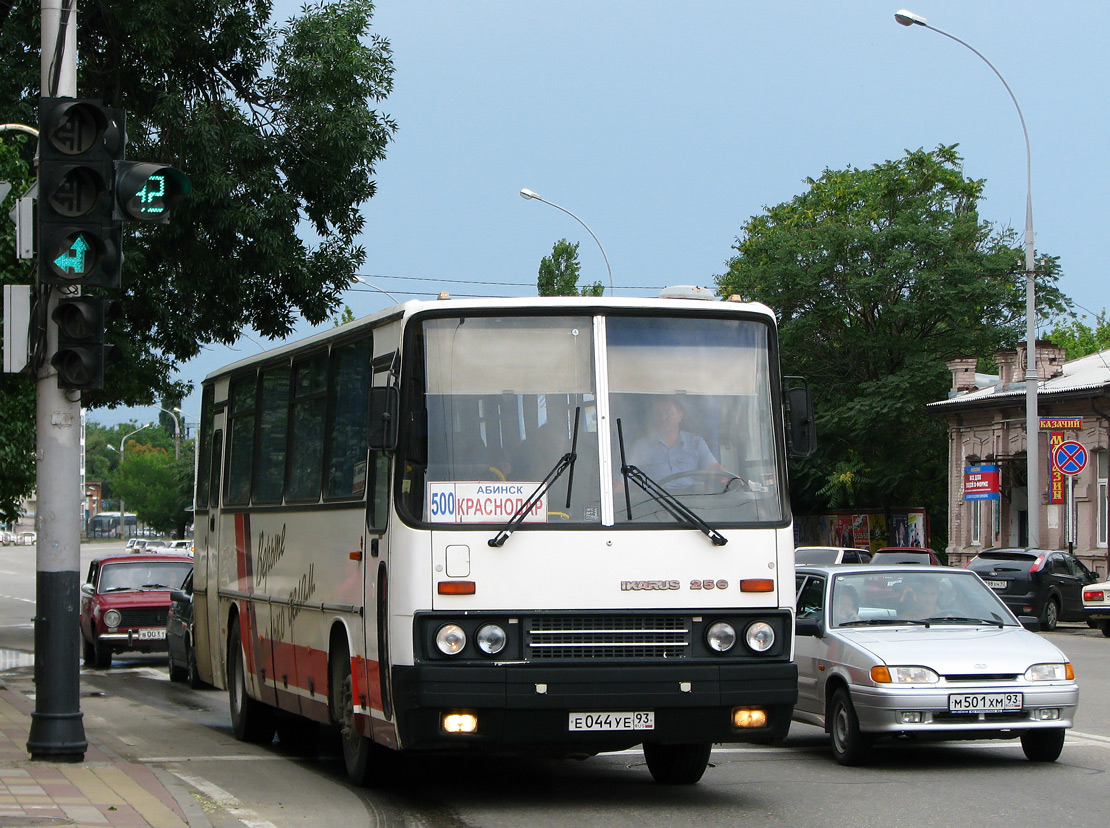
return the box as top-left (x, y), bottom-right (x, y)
top-left (1052, 440), bottom-right (1088, 476)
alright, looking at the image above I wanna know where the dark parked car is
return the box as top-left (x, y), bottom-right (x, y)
top-left (166, 568), bottom-right (205, 688)
top-left (80, 553), bottom-right (195, 668)
top-left (870, 547), bottom-right (943, 566)
top-left (965, 548), bottom-right (1098, 631)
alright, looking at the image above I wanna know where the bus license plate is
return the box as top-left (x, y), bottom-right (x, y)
top-left (569, 712), bottom-right (654, 731)
top-left (982, 579), bottom-right (1007, 590)
top-left (948, 693), bottom-right (1022, 713)
top-left (137, 629), bottom-right (166, 641)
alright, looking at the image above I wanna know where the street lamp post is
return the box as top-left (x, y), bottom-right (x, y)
top-left (895, 9), bottom-right (1041, 546)
top-left (157, 408), bottom-right (181, 460)
top-left (114, 423), bottom-right (151, 538)
top-left (519, 188), bottom-right (614, 296)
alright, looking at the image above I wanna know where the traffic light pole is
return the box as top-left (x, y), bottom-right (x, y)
top-left (27, 0), bottom-right (88, 761)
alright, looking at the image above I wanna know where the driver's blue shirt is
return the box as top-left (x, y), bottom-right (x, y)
top-left (629, 431), bottom-right (718, 487)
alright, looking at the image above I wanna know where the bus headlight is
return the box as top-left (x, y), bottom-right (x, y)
top-left (103, 609), bottom-right (121, 628)
top-left (706, 621), bottom-right (737, 652)
top-left (435, 624), bottom-right (467, 655)
top-left (476, 624), bottom-right (507, 655)
top-left (745, 621), bottom-right (775, 652)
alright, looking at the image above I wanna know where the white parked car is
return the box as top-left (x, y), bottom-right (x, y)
top-left (794, 565), bottom-right (1078, 765)
top-left (1082, 578), bottom-right (1110, 637)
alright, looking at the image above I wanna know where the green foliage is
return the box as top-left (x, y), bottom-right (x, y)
top-left (0, 0), bottom-right (395, 518)
top-left (0, 131), bottom-right (35, 524)
top-left (112, 445), bottom-right (194, 536)
top-left (537, 238), bottom-right (604, 297)
top-left (1047, 310), bottom-right (1110, 360)
top-left (718, 145), bottom-right (1068, 543)
top-left (333, 304), bottom-right (356, 327)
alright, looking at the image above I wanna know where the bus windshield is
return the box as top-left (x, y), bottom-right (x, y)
top-left (398, 311), bottom-right (785, 527)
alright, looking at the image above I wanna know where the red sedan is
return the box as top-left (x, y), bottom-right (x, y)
top-left (80, 553), bottom-right (195, 668)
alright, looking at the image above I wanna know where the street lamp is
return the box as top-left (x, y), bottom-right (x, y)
top-left (350, 274), bottom-right (402, 304)
top-left (895, 9), bottom-right (1041, 546)
top-left (157, 407), bottom-right (181, 459)
top-left (520, 188), bottom-right (614, 296)
top-left (112, 423), bottom-right (151, 538)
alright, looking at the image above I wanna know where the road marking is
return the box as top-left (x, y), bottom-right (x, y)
top-left (168, 769), bottom-right (282, 828)
top-left (0, 593), bottom-right (35, 604)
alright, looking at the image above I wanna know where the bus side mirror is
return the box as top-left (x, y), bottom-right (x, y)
top-left (784, 378), bottom-right (816, 459)
top-left (368, 386), bottom-right (399, 451)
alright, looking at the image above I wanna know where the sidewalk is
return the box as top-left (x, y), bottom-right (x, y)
top-left (0, 678), bottom-right (208, 828)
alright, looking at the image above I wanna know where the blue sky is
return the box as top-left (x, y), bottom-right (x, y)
top-left (96, 1), bottom-right (1109, 427)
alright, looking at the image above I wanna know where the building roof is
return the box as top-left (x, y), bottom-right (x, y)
top-left (928, 348), bottom-right (1110, 411)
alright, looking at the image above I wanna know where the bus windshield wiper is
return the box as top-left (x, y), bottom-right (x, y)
top-left (489, 407), bottom-right (581, 548)
top-left (615, 419), bottom-right (727, 547)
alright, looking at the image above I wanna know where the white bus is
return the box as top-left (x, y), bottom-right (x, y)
top-left (190, 292), bottom-right (815, 785)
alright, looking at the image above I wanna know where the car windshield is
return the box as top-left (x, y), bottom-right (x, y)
top-left (828, 571), bottom-right (1016, 627)
top-left (98, 561), bottom-right (194, 592)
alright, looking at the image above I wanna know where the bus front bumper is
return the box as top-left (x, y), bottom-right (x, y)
top-left (391, 661), bottom-right (797, 752)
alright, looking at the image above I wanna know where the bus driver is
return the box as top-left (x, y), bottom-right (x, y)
top-left (628, 396), bottom-right (729, 488)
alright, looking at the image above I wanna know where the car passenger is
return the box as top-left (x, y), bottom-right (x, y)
top-left (831, 584), bottom-right (861, 626)
top-left (899, 580), bottom-right (943, 619)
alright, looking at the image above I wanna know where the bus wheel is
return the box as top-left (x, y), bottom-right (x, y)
top-left (227, 617), bottom-right (275, 744)
top-left (643, 742), bottom-right (712, 784)
top-left (331, 646), bottom-right (375, 786)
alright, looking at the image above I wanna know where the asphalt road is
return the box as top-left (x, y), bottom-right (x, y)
top-left (3, 540), bottom-right (1110, 828)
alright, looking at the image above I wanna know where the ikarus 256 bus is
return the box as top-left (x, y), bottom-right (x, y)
top-left (189, 290), bottom-right (815, 785)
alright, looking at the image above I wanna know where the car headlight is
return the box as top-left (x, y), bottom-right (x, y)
top-left (744, 621), bottom-right (775, 652)
top-left (1025, 663), bottom-right (1072, 681)
top-left (476, 624), bottom-right (507, 655)
top-left (103, 609), bottom-right (121, 628)
top-left (871, 665), bottom-right (939, 684)
top-left (435, 624), bottom-right (467, 655)
top-left (706, 621), bottom-right (737, 653)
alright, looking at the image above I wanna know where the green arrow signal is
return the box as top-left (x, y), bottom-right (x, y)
top-left (53, 234), bottom-right (90, 274)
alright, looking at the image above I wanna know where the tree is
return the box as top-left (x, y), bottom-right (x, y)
top-left (0, 138), bottom-right (35, 525)
top-left (717, 145), bottom-right (1067, 544)
top-left (1047, 310), bottom-right (1110, 360)
top-left (112, 444), bottom-right (193, 537)
top-left (0, 0), bottom-right (396, 516)
top-left (537, 238), bottom-right (604, 297)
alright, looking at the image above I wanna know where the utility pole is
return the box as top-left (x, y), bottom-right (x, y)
top-left (27, 0), bottom-right (87, 761)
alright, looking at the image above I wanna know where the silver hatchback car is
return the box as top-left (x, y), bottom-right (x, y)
top-left (794, 565), bottom-right (1078, 765)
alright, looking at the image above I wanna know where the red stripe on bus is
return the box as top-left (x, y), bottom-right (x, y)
top-left (246, 636), bottom-right (385, 714)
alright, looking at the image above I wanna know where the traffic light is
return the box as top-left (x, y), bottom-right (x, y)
top-left (37, 98), bottom-right (125, 288)
top-left (50, 297), bottom-right (122, 390)
top-left (114, 162), bottom-right (191, 223)
top-left (37, 97), bottom-right (192, 287)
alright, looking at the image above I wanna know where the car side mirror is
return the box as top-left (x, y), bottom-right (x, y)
top-left (1018, 615), bottom-right (1041, 632)
top-left (795, 616), bottom-right (824, 638)
top-left (367, 386), bottom-right (399, 451)
top-left (81, 583), bottom-right (94, 595)
top-left (169, 589), bottom-right (189, 603)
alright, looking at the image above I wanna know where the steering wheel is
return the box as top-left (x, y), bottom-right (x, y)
top-left (655, 469), bottom-right (749, 492)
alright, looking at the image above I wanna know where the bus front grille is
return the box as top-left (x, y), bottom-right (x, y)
top-left (526, 615), bottom-right (690, 660)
